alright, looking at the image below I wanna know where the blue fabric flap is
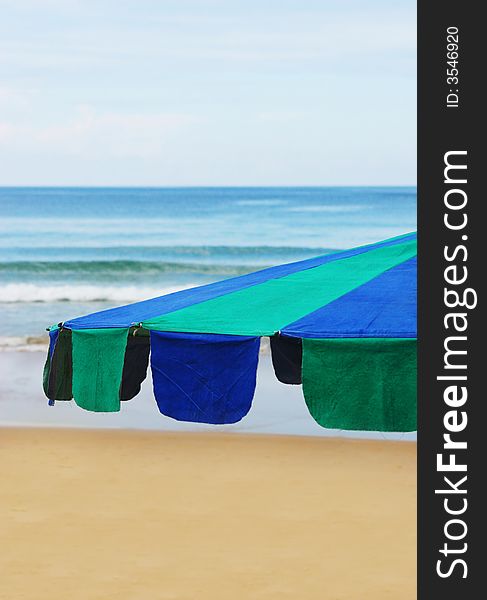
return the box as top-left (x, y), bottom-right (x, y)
top-left (150, 331), bottom-right (260, 424)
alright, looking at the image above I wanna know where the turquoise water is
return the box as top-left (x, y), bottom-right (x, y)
top-left (0, 187), bottom-right (416, 343)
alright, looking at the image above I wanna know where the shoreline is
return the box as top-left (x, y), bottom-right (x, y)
top-left (0, 422), bottom-right (416, 442)
top-left (0, 424), bottom-right (412, 443)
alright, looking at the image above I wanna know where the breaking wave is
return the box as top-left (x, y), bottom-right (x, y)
top-left (0, 283), bottom-right (194, 304)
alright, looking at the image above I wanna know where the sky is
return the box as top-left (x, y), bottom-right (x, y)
top-left (0, 0), bottom-right (416, 186)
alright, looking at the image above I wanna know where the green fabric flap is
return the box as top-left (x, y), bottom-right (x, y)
top-left (302, 338), bottom-right (417, 432)
top-left (72, 328), bottom-right (129, 412)
top-left (143, 239), bottom-right (416, 336)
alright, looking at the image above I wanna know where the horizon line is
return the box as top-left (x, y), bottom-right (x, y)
top-left (0, 184), bottom-right (417, 189)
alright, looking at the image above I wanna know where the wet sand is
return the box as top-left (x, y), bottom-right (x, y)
top-left (1, 427), bottom-right (416, 599)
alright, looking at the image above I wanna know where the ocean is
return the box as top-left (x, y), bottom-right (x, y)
top-left (0, 186), bottom-right (416, 348)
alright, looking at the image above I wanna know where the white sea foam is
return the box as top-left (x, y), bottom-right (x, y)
top-left (0, 283), bottom-right (194, 304)
top-left (0, 336), bottom-right (48, 352)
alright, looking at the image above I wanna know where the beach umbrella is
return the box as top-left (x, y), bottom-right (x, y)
top-left (43, 232), bottom-right (417, 432)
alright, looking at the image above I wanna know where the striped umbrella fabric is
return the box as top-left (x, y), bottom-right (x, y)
top-left (43, 232), bottom-right (417, 432)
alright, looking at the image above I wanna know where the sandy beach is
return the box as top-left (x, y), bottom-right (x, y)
top-left (1, 427), bottom-right (416, 599)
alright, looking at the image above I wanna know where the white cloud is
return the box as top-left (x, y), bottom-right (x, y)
top-left (0, 85), bottom-right (36, 110)
top-left (0, 1), bottom-right (416, 185)
top-left (0, 106), bottom-right (201, 158)
top-left (0, 4), bottom-right (415, 72)
top-left (258, 111), bottom-right (305, 122)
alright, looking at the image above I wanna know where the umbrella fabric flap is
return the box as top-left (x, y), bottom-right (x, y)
top-left (120, 332), bottom-right (151, 401)
top-left (45, 328), bottom-right (73, 401)
top-left (72, 328), bottom-right (129, 412)
top-left (270, 335), bottom-right (302, 385)
top-left (302, 338), bottom-right (417, 432)
top-left (150, 331), bottom-right (260, 424)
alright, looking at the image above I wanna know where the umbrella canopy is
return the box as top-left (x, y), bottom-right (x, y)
top-left (43, 232), bottom-right (417, 432)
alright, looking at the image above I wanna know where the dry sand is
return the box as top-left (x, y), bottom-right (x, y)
top-left (1, 427), bottom-right (416, 599)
